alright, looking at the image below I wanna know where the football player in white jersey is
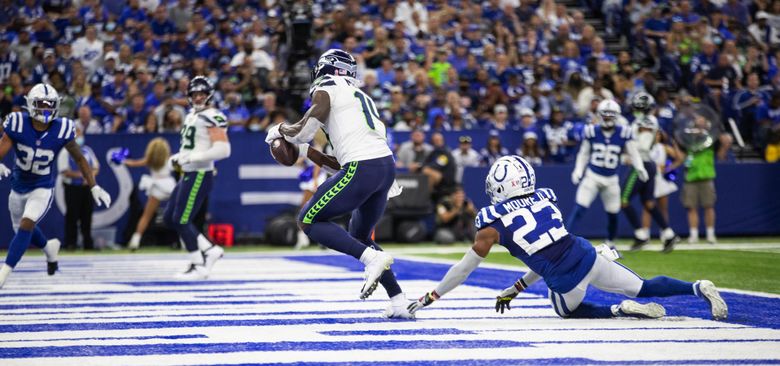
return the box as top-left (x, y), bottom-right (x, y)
top-left (166, 76), bottom-right (229, 280)
top-left (622, 92), bottom-right (680, 252)
top-left (265, 49), bottom-right (412, 318)
top-left (1, 83), bottom-right (112, 288)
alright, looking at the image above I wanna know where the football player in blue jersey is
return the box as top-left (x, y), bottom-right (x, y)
top-left (0, 83), bottom-right (112, 288)
top-left (408, 156), bottom-right (727, 321)
top-left (567, 99), bottom-right (648, 248)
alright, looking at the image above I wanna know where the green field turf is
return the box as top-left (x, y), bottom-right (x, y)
top-left (415, 249), bottom-right (780, 295)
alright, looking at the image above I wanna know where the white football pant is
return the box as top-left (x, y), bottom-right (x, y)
top-left (575, 169), bottom-right (621, 214)
top-left (8, 188), bottom-right (53, 232)
top-left (548, 254), bottom-right (644, 317)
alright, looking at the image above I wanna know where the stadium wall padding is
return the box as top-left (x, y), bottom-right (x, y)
top-left (1, 132), bottom-right (778, 248)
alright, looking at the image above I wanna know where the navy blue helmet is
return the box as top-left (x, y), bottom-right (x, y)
top-left (187, 75), bottom-right (214, 110)
top-left (630, 91), bottom-right (655, 114)
top-left (311, 49), bottom-right (357, 82)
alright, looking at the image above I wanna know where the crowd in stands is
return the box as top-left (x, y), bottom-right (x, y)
top-left (2, 0), bottom-right (780, 162)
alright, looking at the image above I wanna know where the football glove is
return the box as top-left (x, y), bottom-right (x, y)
top-left (496, 279), bottom-right (528, 314)
top-left (169, 152), bottom-right (191, 167)
top-left (571, 170), bottom-right (583, 185)
top-left (90, 185), bottom-right (112, 208)
top-left (407, 291), bottom-right (440, 314)
top-left (0, 163), bottom-right (10, 180)
top-left (264, 123), bottom-right (282, 144)
top-left (637, 169), bottom-right (649, 182)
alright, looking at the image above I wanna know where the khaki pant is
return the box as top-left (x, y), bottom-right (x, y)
top-left (681, 180), bottom-right (716, 208)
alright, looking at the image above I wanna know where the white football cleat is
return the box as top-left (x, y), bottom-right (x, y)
top-left (203, 245), bottom-right (224, 271)
top-left (695, 280), bottom-right (728, 320)
top-left (174, 264), bottom-right (209, 280)
top-left (384, 303), bottom-right (416, 319)
top-left (43, 239), bottom-right (61, 275)
top-left (616, 300), bottom-right (666, 319)
top-left (0, 264), bottom-right (11, 289)
top-left (360, 251), bottom-right (393, 300)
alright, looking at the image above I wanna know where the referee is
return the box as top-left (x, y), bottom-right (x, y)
top-left (57, 125), bottom-right (100, 250)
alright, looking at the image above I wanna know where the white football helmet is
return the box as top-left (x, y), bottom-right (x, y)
top-left (25, 83), bottom-right (61, 123)
top-left (485, 155), bottom-right (536, 205)
top-left (597, 99), bottom-right (621, 129)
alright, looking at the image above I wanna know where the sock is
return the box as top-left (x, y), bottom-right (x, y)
top-left (30, 227), bottom-right (47, 249)
top-left (304, 222), bottom-right (367, 259)
top-left (5, 228), bottom-right (33, 268)
top-left (196, 234), bottom-right (213, 251)
top-left (607, 213), bottom-right (618, 241)
top-left (637, 276), bottom-right (695, 297)
top-left (129, 233), bottom-right (141, 247)
top-left (176, 224), bottom-right (200, 252)
top-left (689, 228), bottom-right (699, 240)
top-left (359, 246), bottom-right (378, 264)
top-left (706, 227), bottom-right (716, 239)
top-left (566, 204), bottom-right (587, 232)
top-left (623, 205), bottom-right (641, 229)
top-left (634, 228), bottom-right (649, 241)
top-left (390, 293), bottom-right (408, 306)
top-left (567, 302), bottom-right (615, 318)
top-left (189, 250), bottom-right (205, 265)
top-left (649, 207), bottom-right (669, 229)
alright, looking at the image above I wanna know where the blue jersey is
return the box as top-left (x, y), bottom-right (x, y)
top-left (582, 124), bottom-right (634, 177)
top-left (475, 188), bottom-right (596, 293)
top-left (2, 112), bottom-right (76, 193)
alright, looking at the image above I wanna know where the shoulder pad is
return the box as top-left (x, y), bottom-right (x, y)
top-left (2, 112), bottom-right (25, 135)
top-left (536, 187), bottom-right (558, 203)
top-left (582, 124), bottom-right (595, 139)
top-left (309, 75), bottom-right (337, 95)
top-left (198, 109), bottom-right (228, 128)
top-left (620, 125), bottom-right (634, 140)
top-left (56, 118), bottom-right (76, 140)
top-left (475, 204), bottom-right (504, 230)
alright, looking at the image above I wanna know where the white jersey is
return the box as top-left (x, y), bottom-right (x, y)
top-left (309, 75), bottom-right (392, 164)
top-left (631, 115), bottom-right (659, 162)
top-left (179, 107), bottom-right (228, 172)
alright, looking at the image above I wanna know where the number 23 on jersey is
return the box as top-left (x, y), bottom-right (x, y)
top-left (500, 200), bottom-right (568, 255)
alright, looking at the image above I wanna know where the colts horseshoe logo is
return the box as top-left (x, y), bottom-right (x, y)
top-left (55, 147), bottom-right (134, 228)
top-left (492, 164), bottom-right (508, 182)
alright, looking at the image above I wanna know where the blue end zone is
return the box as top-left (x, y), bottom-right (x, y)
top-left (286, 255), bottom-right (780, 329)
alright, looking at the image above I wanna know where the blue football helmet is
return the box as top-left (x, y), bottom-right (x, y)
top-left (311, 49), bottom-right (357, 82)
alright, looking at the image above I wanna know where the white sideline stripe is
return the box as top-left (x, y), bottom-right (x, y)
top-left (240, 192), bottom-right (302, 205)
top-left (238, 165), bottom-right (299, 179)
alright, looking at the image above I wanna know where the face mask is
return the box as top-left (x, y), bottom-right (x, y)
top-left (76, 136), bottom-right (85, 146)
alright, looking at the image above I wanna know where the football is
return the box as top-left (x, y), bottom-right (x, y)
top-left (270, 138), bottom-right (299, 166)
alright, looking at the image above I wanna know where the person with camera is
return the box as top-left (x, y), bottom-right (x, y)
top-left (434, 186), bottom-right (477, 245)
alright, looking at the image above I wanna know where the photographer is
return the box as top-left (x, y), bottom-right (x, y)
top-left (434, 186), bottom-right (476, 245)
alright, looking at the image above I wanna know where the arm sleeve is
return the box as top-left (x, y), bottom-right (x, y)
top-left (433, 248), bottom-right (485, 297)
top-left (519, 270), bottom-right (542, 288)
top-left (188, 141), bottom-right (231, 163)
top-left (573, 139), bottom-right (590, 177)
top-left (283, 117), bottom-right (324, 145)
